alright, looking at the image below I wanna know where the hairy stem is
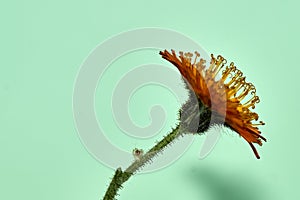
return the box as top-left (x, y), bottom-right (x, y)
top-left (102, 99), bottom-right (213, 200)
top-left (102, 124), bottom-right (182, 200)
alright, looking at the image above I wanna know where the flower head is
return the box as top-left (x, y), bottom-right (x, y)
top-left (160, 49), bottom-right (266, 159)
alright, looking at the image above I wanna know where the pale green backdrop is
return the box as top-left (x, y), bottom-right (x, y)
top-left (1, 0), bottom-right (299, 200)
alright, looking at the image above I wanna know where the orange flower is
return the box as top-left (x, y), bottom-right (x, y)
top-left (160, 49), bottom-right (266, 159)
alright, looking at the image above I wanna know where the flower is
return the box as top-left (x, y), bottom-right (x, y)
top-left (160, 49), bottom-right (266, 159)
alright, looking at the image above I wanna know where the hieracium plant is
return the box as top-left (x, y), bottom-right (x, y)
top-left (102, 49), bottom-right (266, 200)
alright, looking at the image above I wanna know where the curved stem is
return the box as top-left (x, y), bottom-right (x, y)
top-left (102, 100), bottom-right (212, 200)
top-left (102, 124), bottom-right (182, 200)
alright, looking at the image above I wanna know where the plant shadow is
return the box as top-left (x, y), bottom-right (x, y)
top-left (186, 164), bottom-right (268, 200)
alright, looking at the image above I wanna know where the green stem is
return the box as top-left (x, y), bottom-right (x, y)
top-left (102, 99), bottom-right (213, 200)
top-left (102, 124), bottom-right (182, 200)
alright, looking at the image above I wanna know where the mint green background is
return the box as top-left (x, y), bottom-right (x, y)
top-left (1, 0), bottom-right (299, 200)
